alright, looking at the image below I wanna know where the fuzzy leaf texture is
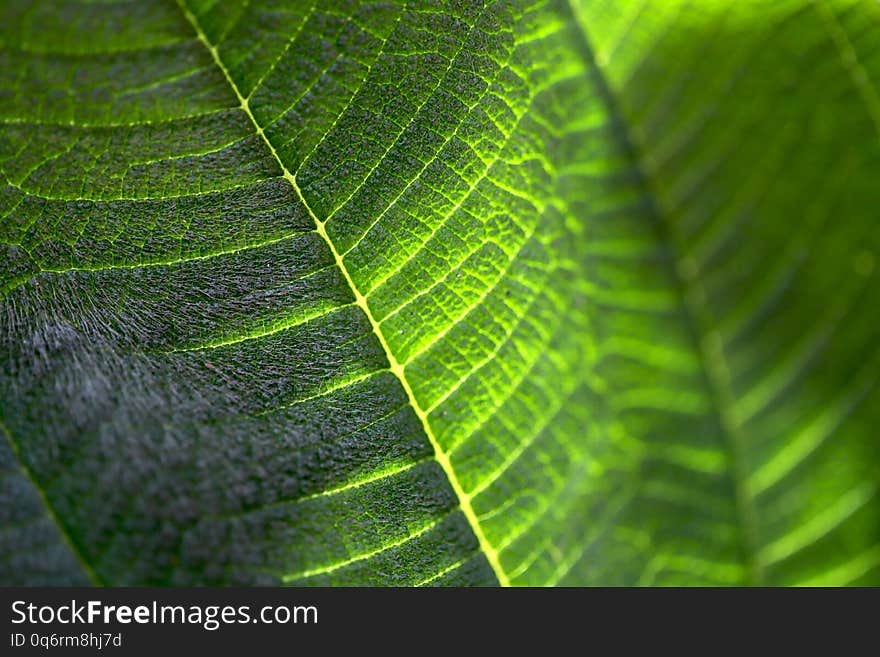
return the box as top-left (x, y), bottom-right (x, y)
top-left (1, 0), bottom-right (879, 587)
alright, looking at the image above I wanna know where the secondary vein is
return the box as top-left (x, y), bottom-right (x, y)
top-left (0, 419), bottom-right (102, 585)
top-left (174, 0), bottom-right (510, 587)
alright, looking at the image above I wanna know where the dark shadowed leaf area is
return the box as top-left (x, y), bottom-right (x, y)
top-left (1, 0), bottom-right (878, 586)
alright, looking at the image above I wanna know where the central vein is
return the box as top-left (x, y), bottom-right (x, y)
top-left (175, 0), bottom-right (510, 586)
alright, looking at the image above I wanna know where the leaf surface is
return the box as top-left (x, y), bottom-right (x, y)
top-left (1, 0), bottom-right (878, 586)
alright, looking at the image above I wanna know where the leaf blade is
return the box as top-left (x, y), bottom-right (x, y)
top-left (2, 0), bottom-right (878, 586)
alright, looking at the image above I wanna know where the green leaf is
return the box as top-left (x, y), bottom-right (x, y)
top-left (1, 0), bottom-right (878, 586)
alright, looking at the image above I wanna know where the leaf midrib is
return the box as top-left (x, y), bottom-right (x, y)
top-left (173, 0), bottom-right (510, 586)
top-left (563, 0), bottom-right (764, 585)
